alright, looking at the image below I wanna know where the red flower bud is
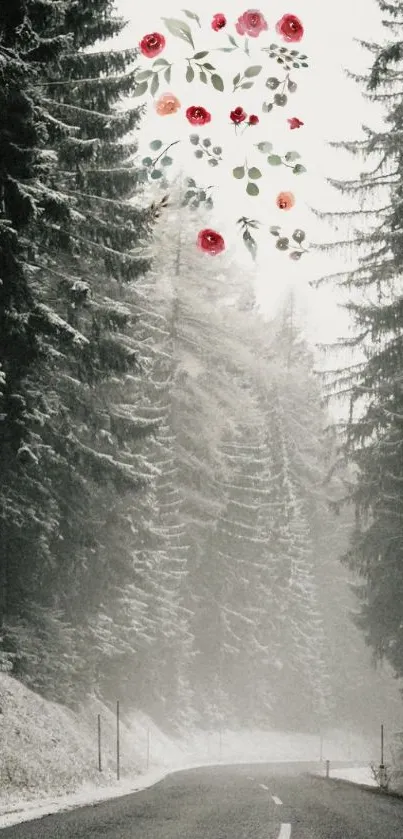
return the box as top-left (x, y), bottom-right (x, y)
top-left (212, 13), bottom-right (226, 31)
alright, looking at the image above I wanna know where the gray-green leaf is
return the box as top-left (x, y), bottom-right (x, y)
top-left (233, 72), bottom-right (241, 87)
top-left (133, 81), bottom-right (148, 97)
top-left (135, 70), bottom-right (153, 81)
top-left (293, 229), bottom-right (305, 243)
top-left (193, 50), bottom-right (209, 59)
top-left (233, 166), bottom-right (245, 179)
top-left (248, 167), bottom-right (262, 180)
top-left (150, 74), bottom-right (159, 97)
top-left (285, 151), bottom-right (301, 162)
top-left (240, 82), bottom-right (254, 89)
top-left (268, 155), bottom-right (282, 166)
top-left (186, 65), bottom-right (195, 82)
top-left (246, 182), bottom-right (259, 196)
top-left (293, 164), bottom-right (307, 174)
top-left (211, 74), bottom-right (224, 91)
top-left (200, 70), bottom-right (208, 84)
top-left (150, 169), bottom-right (163, 179)
top-left (161, 17), bottom-right (195, 48)
top-left (161, 156), bottom-right (173, 166)
top-left (149, 140), bottom-right (162, 150)
top-left (257, 142), bottom-right (273, 153)
top-left (290, 251), bottom-right (302, 260)
top-left (142, 157), bottom-right (153, 166)
top-left (189, 134), bottom-right (199, 145)
top-left (244, 65), bottom-right (262, 77)
top-left (164, 66), bottom-right (171, 83)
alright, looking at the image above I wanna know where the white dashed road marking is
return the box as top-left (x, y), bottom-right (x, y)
top-left (278, 824), bottom-right (291, 839)
top-left (259, 783), bottom-right (269, 790)
top-left (272, 795), bottom-right (283, 806)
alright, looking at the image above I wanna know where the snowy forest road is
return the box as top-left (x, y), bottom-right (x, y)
top-left (1, 763), bottom-right (403, 839)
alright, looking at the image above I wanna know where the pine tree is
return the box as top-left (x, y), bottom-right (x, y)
top-left (312, 0), bottom-right (403, 686)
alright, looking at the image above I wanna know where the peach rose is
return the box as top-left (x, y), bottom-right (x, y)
top-left (276, 191), bottom-right (295, 210)
top-left (155, 93), bottom-right (181, 116)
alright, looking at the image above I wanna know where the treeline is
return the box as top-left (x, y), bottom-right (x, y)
top-left (1, 0), bottom-right (401, 737)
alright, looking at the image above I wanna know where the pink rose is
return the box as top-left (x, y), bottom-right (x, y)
top-left (212, 13), bottom-right (226, 31)
top-left (235, 9), bottom-right (268, 38)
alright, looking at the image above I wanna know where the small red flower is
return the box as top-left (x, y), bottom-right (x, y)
top-left (230, 107), bottom-right (247, 124)
top-left (288, 117), bottom-right (304, 129)
top-left (275, 14), bottom-right (304, 43)
top-left (235, 9), bottom-right (268, 38)
top-left (248, 114), bottom-right (259, 125)
top-left (186, 105), bottom-right (211, 126)
top-left (197, 229), bottom-right (225, 255)
top-left (139, 32), bottom-right (166, 58)
top-left (212, 13), bottom-right (226, 31)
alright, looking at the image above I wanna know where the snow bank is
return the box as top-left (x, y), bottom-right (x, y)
top-left (0, 672), bottom-right (377, 830)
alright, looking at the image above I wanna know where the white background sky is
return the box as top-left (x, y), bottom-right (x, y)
top-left (115, 0), bottom-right (387, 361)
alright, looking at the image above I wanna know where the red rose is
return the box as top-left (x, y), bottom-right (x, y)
top-left (235, 9), bottom-right (268, 38)
top-left (139, 32), bottom-right (166, 58)
top-left (197, 229), bottom-right (225, 255)
top-left (186, 105), bottom-right (211, 126)
top-left (230, 106), bottom-right (247, 124)
top-left (288, 117), bottom-right (304, 129)
top-left (248, 114), bottom-right (259, 125)
top-left (275, 14), bottom-right (304, 43)
top-left (212, 13), bottom-right (226, 31)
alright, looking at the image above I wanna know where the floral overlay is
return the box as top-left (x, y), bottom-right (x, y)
top-left (135, 9), bottom-right (309, 258)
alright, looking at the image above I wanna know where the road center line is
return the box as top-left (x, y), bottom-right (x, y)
top-left (278, 824), bottom-right (291, 839)
top-left (259, 783), bottom-right (269, 790)
top-left (272, 795), bottom-right (283, 806)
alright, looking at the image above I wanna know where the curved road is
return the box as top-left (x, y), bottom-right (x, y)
top-left (1, 762), bottom-right (403, 838)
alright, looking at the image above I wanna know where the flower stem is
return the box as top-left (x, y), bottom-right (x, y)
top-left (152, 140), bottom-right (180, 167)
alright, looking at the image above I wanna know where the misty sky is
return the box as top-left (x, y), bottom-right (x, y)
top-left (114, 0), bottom-right (387, 363)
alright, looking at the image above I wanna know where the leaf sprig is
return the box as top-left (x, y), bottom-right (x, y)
top-left (261, 43), bottom-right (309, 70)
top-left (190, 134), bottom-right (222, 167)
top-left (237, 217), bottom-right (260, 260)
top-left (270, 226), bottom-right (308, 259)
top-left (186, 53), bottom-right (224, 91)
top-left (142, 139), bottom-right (179, 180)
top-left (134, 59), bottom-right (172, 98)
top-left (182, 177), bottom-right (214, 210)
top-left (233, 162), bottom-right (262, 196)
top-left (263, 73), bottom-right (298, 112)
top-left (256, 143), bottom-right (307, 175)
top-left (232, 65), bottom-right (262, 92)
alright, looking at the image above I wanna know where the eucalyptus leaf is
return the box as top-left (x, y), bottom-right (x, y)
top-left (244, 65), bottom-right (262, 77)
top-left (246, 182), bottom-right (259, 196)
top-left (248, 167), bottom-right (262, 180)
top-left (149, 140), bottom-right (162, 150)
top-left (189, 134), bottom-right (199, 145)
top-left (150, 169), bottom-right (163, 179)
top-left (150, 74), bottom-right (159, 97)
top-left (288, 80), bottom-right (298, 93)
top-left (194, 149), bottom-right (203, 158)
top-left (285, 151), bottom-right (301, 162)
top-left (269, 226), bottom-right (280, 236)
top-left (274, 93), bottom-right (287, 106)
top-left (276, 237), bottom-right (289, 250)
top-left (293, 164), bottom-right (307, 174)
top-left (290, 251), bottom-right (302, 260)
top-left (257, 142), bottom-right (273, 153)
top-left (161, 17), bottom-right (195, 48)
top-left (208, 159), bottom-right (218, 166)
top-left (211, 73), bottom-right (224, 91)
top-left (142, 157), bottom-right (153, 166)
top-left (133, 81), bottom-right (148, 97)
top-left (212, 146), bottom-right (222, 155)
top-left (233, 166), bottom-right (245, 179)
top-left (267, 155), bottom-right (282, 166)
top-left (203, 138), bottom-right (211, 147)
top-left (266, 77), bottom-right (280, 89)
top-left (186, 65), bottom-right (195, 82)
top-left (161, 156), bottom-right (173, 166)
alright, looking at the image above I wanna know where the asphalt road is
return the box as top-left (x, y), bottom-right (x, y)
top-left (1, 762), bottom-right (403, 839)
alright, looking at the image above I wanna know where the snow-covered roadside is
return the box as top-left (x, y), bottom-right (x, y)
top-left (0, 672), bottom-right (378, 830)
top-left (327, 766), bottom-right (377, 787)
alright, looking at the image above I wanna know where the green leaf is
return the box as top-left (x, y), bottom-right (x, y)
top-left (164, 66), bottom-right (172, 83)
top-left (240, 82), bottom-right (254, 89)
top-left (194, 149), bottom-right (203, 158)
top-left (266, 77), bottom-right (280, 90)
top-left (135, 70), bottom-right (153, 81)
top-left (182, 9), bottom-right (201, 26)
top-left (276, 237), bottom-right (289, 250)
top-left (150, 74), bottom-right (159, 97)
top-left (285, 151), bottom-right (301, 162)
top-left (152, 58), bottom-right (169, 67)
top-left (186, 65), bottom-right (195, 82)
top-left (233, 72), bottom-right (241, 87)
top-left (193, 51), bottom-right (209, 59)
top-left (211, 74), bottom-right (224, 91)
top-left (187, 178), bottom-right (196, 187)
top-left (248, 167), bottom-right (262, 180)
top-left (243, 230), bottom-right (257, 259)
top-left (189, 134), bottom-right (199, 145)
top-left (267, 155), bottom-right (282, 166)
top-left (228, 35), bottom-right (237, 46)
top-left (290, 50), bottom-right (299, 56)
top-left (203, 63), bottom-right (216, 70)
top-left (244, 65), bottom-right (262, 77)
top-left (301, 62), bottom-right (309, 68)
top-left (133, 81), bottom-right (148, 97)
top-left (184, 190), bottom-right (196, 200)
top-left (246, 182), bottom-right (259, 196)
top-left (290, 251), bottom-right (302, 260)
top-left (161, 156), bottom-right (173, 166)
top-left (293, 164), bottom-right (307, 174)
top-left (142, 157), bottom-right (153, 166)
top-left (233, 166), bottom-right (245, 179)
top-left (300, 54), bottom-right (308, 60)
top-left (212, 146), bottom-right (222, 155)
top-left (203, 138), bottom-right (211, 147)
top-left (269, 226), bottom-right (280, 236)
top-left (257, 142), bottom-right (273, 153)
top-left (161, 17), bottom-right (195, 48)
top-left (149, 140), bottom-right (163, 150)
top-left (200, 70), bottom-right (208, 84)
top-left (269, 43), bottom-right (278, 50)
top-left (274, 93), bottom-right (287, 106)
top-left (288, 79), bottom-right (298, 93)
top-left (208, 158), bottom-right (219, 166)
top-left (219, 47), bottom-right (235, 52)
top-left (150, 169), bottom-right (163, 179)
